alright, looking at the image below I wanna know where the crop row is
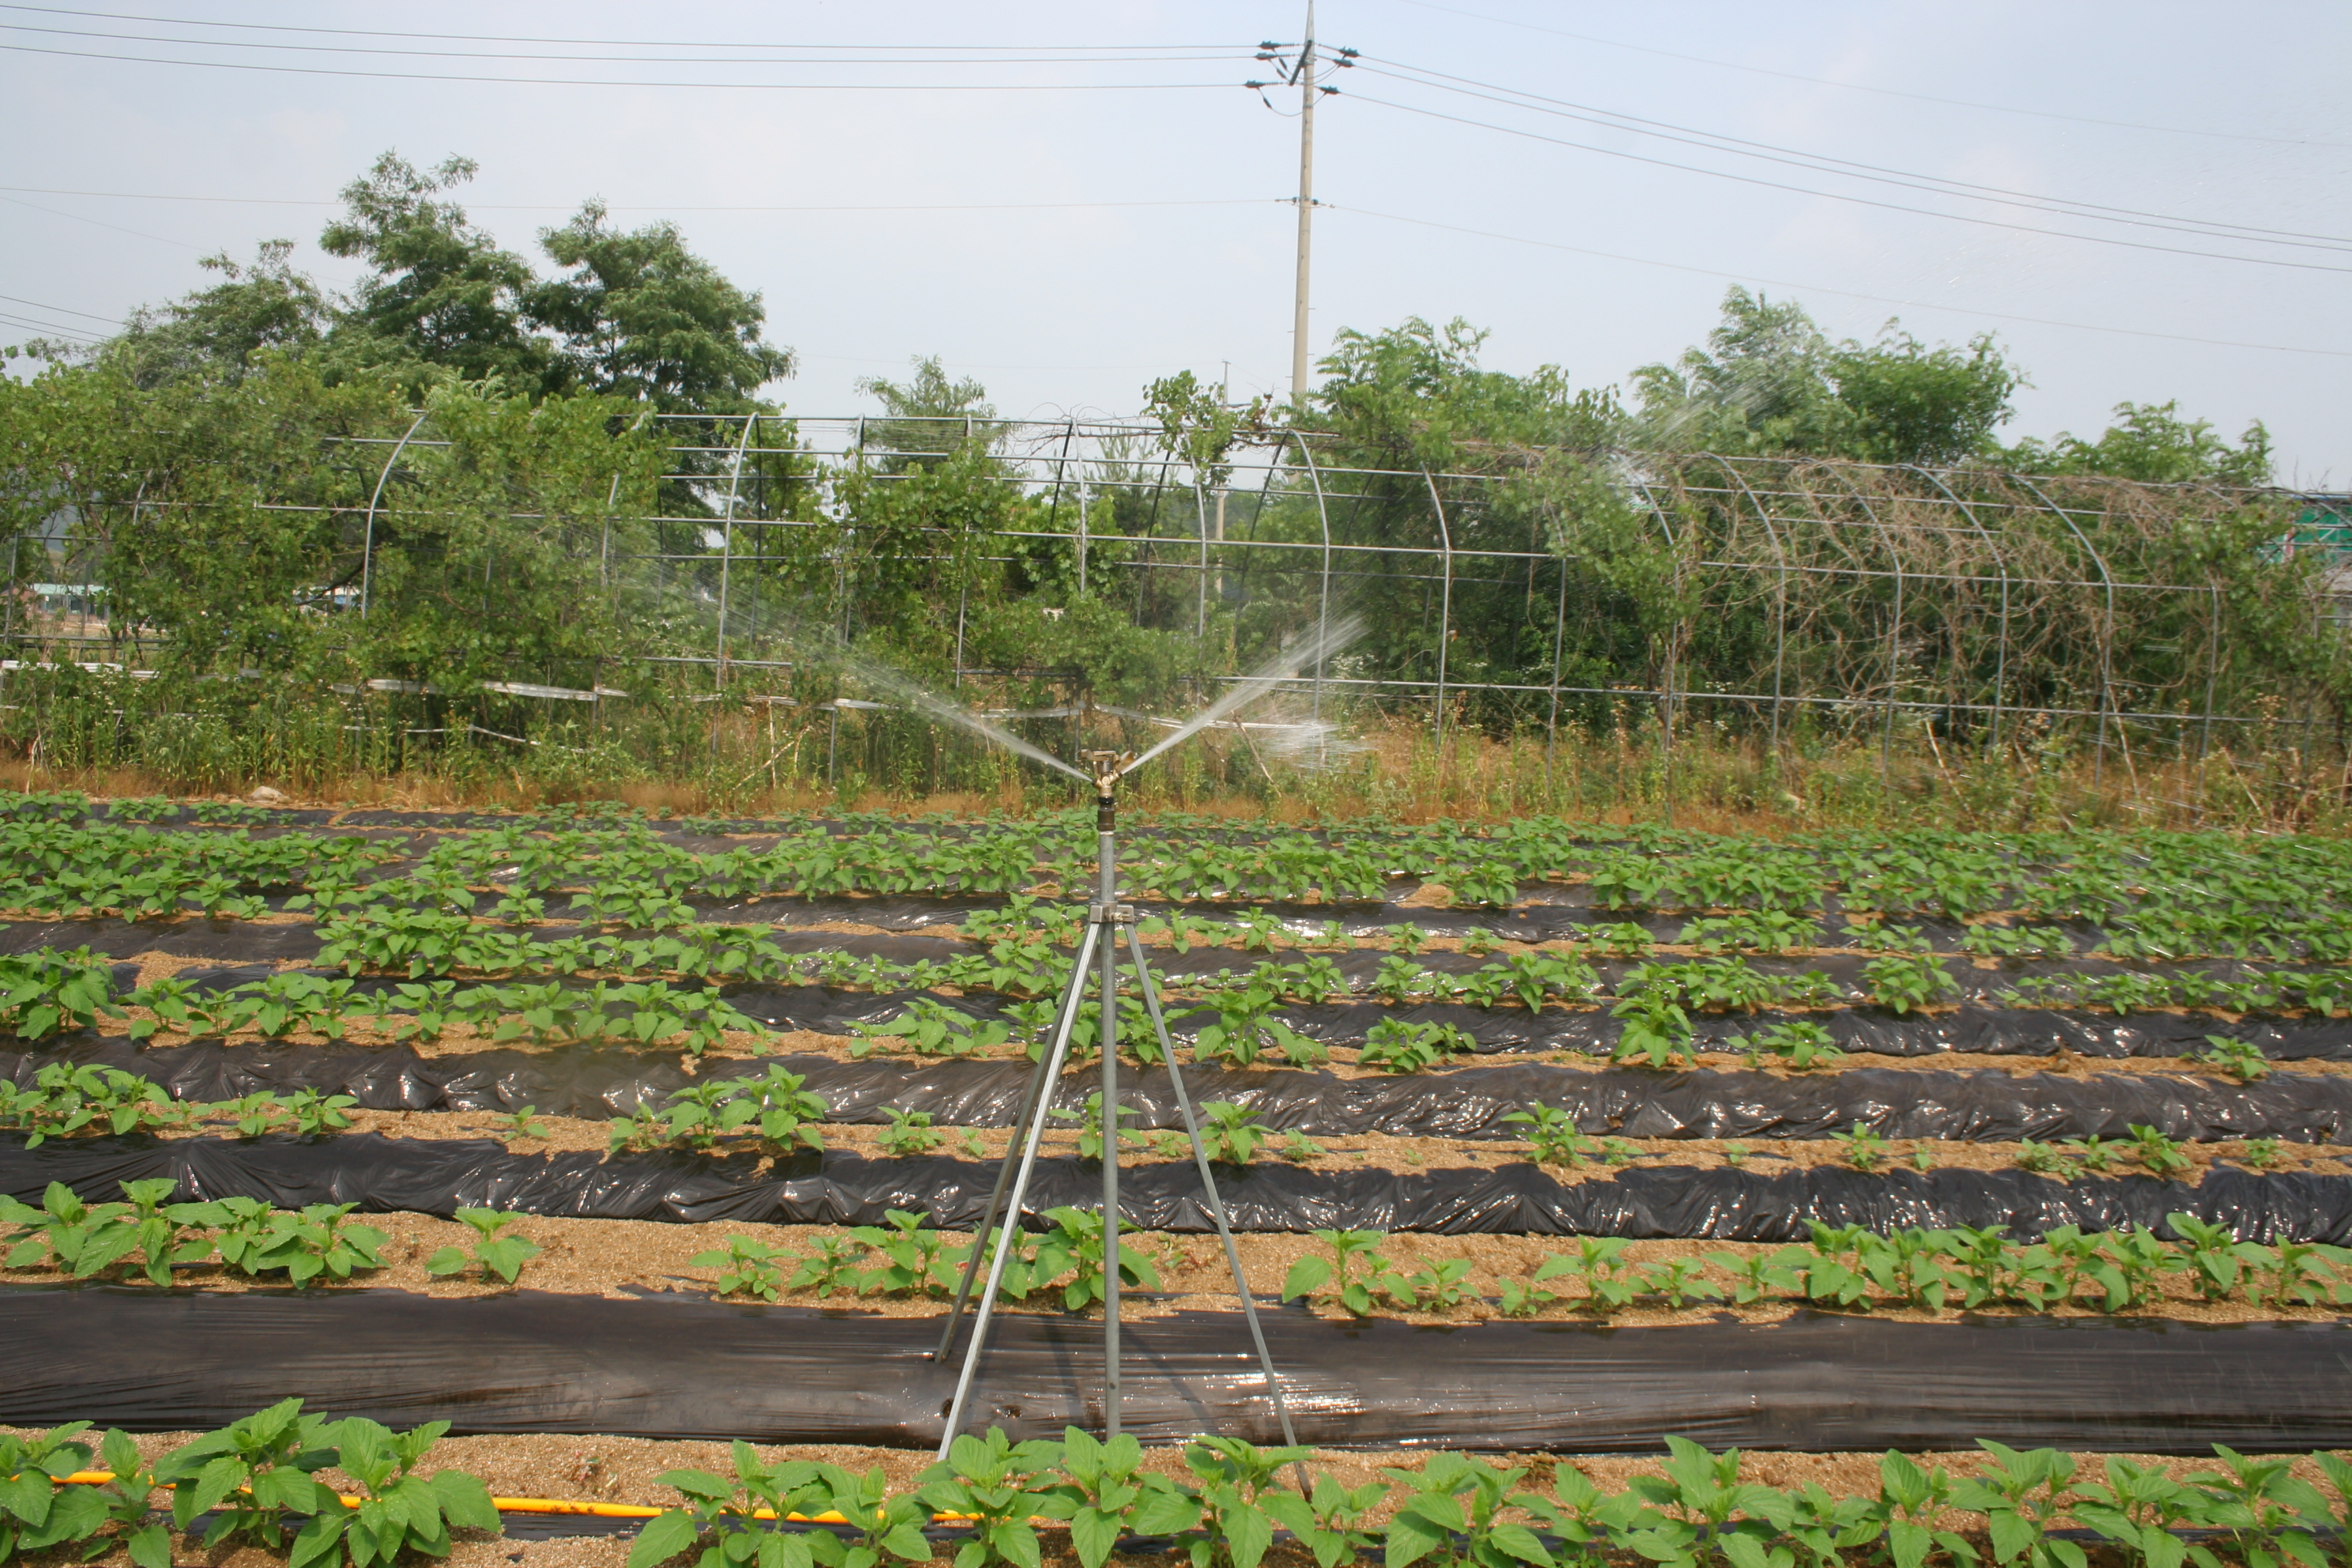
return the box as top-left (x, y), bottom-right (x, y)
top-left (12, 1396), bottom-right (2352, 1568)
top-left (3, 1056), bottom-right (2310, 1192)
top-left (0, 936), bottom-right (2330, 1082)
top-left (14, 805), bottom-right (2352, 928)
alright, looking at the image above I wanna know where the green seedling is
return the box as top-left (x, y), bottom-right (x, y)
top-left (689, 1235), bottom-right (794, 1301)
top-left (2195, 1034), bottom-right (2272, 1083)
top-left (1831, 1122), bottom-right (1890, 1171)
top-left (424, 1207), bottom-right (541, 1286)
top-left (877, 1106), bottom-right (947, 1156)
top-left (1743, 1019), bottom-right (1846, 1071)
top-left (1501, 1101), bottom-right (1596, 1166)
top-left (493, 1105), bottom-right (550, 1141)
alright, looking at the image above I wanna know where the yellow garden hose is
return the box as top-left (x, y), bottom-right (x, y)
top-left (59, 1473), bottom-right (979, 1524)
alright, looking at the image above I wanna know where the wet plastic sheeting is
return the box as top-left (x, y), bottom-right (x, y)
top-left (0, 919), bottom-right (325, 962)
top-left (8, 1133), bottom-right (2352, 1241)
top-left (14, 1040), bottom-right (2352, 1147)
top-left (0, 1288), bottom-right (2344, 1452)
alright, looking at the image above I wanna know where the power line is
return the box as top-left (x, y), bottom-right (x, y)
top-left (0, 41), bottom-right (1241, 89)
top-left (1326, 201), bottom-right (2352, 358)
top-left (0, 290), bottom-right (121, 323)
top-left (1343, 91), bottom-right (2352, 275)
top-left (0, 5), bottom-right (1245, 52)
top-left (0, 20), bottom-right (1247, 67)
top-left (0, 191), bottom-right (201, 248)
top-left (1353, 57), bottom-right (2352, 251)
top-left (1379, 0), bottom-right (2351, 150)
top-left (0, 186), bottom-right (1277, 218)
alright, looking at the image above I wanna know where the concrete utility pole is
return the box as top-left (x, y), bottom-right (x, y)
top-left (1290, 1), bottom-right (1317, 398)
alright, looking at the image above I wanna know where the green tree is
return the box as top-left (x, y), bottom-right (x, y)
top-left (1311, 316), bottom-right (1617, 472)
top-left (90, 241), bottom-right (330, 389)
top-left (2010, 400), bottom-right (2272, 486)
top-left (1632, 287), bottom-right (2025, 464)
top-left (527, 201), bottom-right (794, 412)
top-left (319, 152), bottom-right (549, 389)
top-left (855, 356), bottom-right (996, 470)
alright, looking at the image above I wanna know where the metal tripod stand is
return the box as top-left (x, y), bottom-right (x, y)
top-left (932, 757), bottom-right (1298, 1454)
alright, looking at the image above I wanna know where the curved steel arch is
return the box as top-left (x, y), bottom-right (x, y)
top-left (1711, 456), bottom-right (1794, 754)
top-left (1908, 464), bottom-right (2015, 750)
top-left (2015, 474), bottom-right (2120, 783)
top-left (359, 410), bottom-right (433, 618)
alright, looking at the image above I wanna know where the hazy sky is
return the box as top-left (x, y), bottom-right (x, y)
top-left (3, 1), bottom-right (2345, 483)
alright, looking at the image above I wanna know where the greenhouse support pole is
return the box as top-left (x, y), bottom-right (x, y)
top-left (1422, 468), bottom-right (1454, 763)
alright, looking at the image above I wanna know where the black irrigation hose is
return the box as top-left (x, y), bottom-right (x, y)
top-left (2, 1286), bottom-right (2346, 1452)
top-left (12, 1039), bottom-right (2352, 1145)
top-left (8, 1133), bottom-right (2352, 1241)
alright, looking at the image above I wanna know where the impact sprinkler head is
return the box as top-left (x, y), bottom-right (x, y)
top-left (1081, 750), bottom-right (1132, 798)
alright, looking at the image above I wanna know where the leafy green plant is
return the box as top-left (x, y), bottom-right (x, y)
top-left (1192, 983), bottom-right (1324, 1066)
top-left (0, 1421), bottom-right (119, 1565)
top-left (918, 1428), bottom-right (1066, 1568)
top-left (2014, 1140), bottom-right (2076, 1176)
top-left (197, 1198), bottom-right (389, 1288)
top-left (1282, 1228), bottom-right (1393, 1317)
top-left (850, 997), bottom-right (1011, 1060)
top-left (154, 1395), bottom-right (342, 1554)
top-left (2238, 1137), bottom-right (2284, 1171)
top-left (1030, 1206), bottom-right (1160, 1311)
top-left (878, 1107), bottom-right (947, 1156)
top-left (1863, 953), bottom-right (1955, 1014)
top-left (2195, 1034), bottom-right (2271, 1083)
top-left (297, 1416), bottom-right (502, 1568)
top-left (2183, 1447), bottom-right (2329, 1568)
top-left (425, 1208), bottom-right (541, 1285)
top-left (0, 947), bottom-right (124, 1039)
top-left (1610, 992), bottom-right (1693, 1069)
top-left (1181, 1436), bottom-right (1316, 1568)
top-left (1952, 1443), bottom-right (2087, 1568)
top-left (691, 1235), bottom-right (795, 1301)
top-left (0, 1062), bottom-right (179, 1145)
top-left (1047, 1426), bottom-right (1201, 1568)
top-left (1618, 1434), bottom-right (1795, 1568)
top-left (1381, 1450), bottom-right (1548, 1568)
top-left (1742, 1019), bottom-right (1845, 1071)
top-left (495, 1105), bottom-right (551, 1141)
top-left (1497, 1255), bottom-right (1580, 1317)
top-left (1194, 1101), bottom-right (1273, 1164)
top-left (610, 1067), bottom-right (828, 1156)
top-left (1501, 1102), bottom-right (1596, 1166)
top-left (626, 1440), bottom-right (827, 1568)
top-left (1831, 1122), bottom-right (1890, 1172)
top-left (1556, 1236), bottom-right (1662, 1314)
top-left (1871, 1451), bottom-right (1982, 1568)
top-left (1049, 1092), bottom-right (1143, 1162)
top-left (848, 1210), bottom-right (956, 1299)
top-left (2127, 1124), bottom-right (2196, 1179)
top-left (1359, 1016), bottom-right (1467, 1073)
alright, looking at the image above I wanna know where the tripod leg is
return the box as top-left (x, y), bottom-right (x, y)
top-left (934, 922), bottom-right (1098, 1362)
top-left (1122, 924), bottom-right (1303, 1456)
top-left (934, 919), bottom-right (1102, 1460)
top-left (1099, 920), bottom-right (1121, 1438)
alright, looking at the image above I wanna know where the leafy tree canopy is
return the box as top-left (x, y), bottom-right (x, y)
top-left (318, 152), bottom-right (548, 390)
top-left (90, 241), bottom-right (331, 390)
top-left (1632, 287), bottom-right (2026, 466)
top-left (1308, 316), bottom-right (1619, 472)
top-left (855, 355), bottom-right (995, 468)
top-left (2009, 399), bottom-right (2272, 487)
top-left (529, 201), bottom-right (793, 412)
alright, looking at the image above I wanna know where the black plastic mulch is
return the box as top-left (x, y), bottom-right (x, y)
top-left (6, 1133), bottom-right (2349, 1241)
top-left (1, 1287), bottom-right (2345, 1453)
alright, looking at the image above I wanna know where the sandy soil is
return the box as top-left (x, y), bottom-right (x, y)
top-left (9, 1190), bottom-right (2348, 1328)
